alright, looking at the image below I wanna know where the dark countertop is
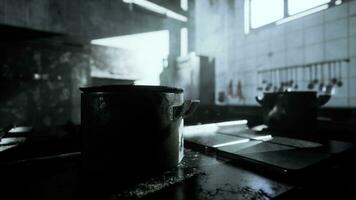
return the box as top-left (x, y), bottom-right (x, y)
top-left (0, 148), bottom-right (294, 200)
top-left (1, 122), bottom-right (356, 200)
top-left (1, 146), bottom-right (355, 200)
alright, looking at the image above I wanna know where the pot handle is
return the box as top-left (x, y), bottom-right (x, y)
top-left (255, 96), bottom-right (264, 105)
top-left (172, 100), bottom-right (200, 120)
top-left (318, 94), bottom-right (331, 107)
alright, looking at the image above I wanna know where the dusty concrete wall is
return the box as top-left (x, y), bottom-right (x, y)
top-left (0, 0), bottom-right (186, 127)
top-left (0, 41), bottom-right (90, 127)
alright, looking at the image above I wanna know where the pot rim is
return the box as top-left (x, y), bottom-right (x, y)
top-left (80, 85), bottom-right (183, 94)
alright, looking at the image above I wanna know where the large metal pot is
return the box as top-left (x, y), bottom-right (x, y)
top-left (80, 85), bottom-right (199, 181)
top-left (256, 91), bottom-right (330, 132)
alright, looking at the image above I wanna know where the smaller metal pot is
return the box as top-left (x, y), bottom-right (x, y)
top-left (256, 91), bottom-right (330, 132)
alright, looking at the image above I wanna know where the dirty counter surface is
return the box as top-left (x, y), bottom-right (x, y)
top-left (0, 135), bottom-right (355, 199)
top-left (0, 149), bottom-right (293, 200)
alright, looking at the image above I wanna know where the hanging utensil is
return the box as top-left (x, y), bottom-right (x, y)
top-left (325, 62), bottom-right (334, 94)
top-left (294, 66), bottom-right (299, 90)
top-left (269, 70), bottom-right (273, 90)
top-left (331, 61), bottom-right (338, 85)
top-left (289, 67), bottom-right (294, 88)
top-left (227, 79), bottom-right (233, 96)
top-left (319, 63), bottom-right (326, 92)
top-left (284, 68), bottom-right (289, 91)
top-left (273, 69), bottom-right (279, 92)
top-left (279, 68), bottom-right (283, 92)
top-left (257, 72), bottom-right (263, 91)
top-left (265, 70), bottom-right (272, 91)
top-left (284, 68), bottom-right (288, 91)
top-left (308, 64), bottom-right (314, 90)
top-left (273, 69), bottom-right (278, 92)
top-left (270, 69), bottom-right (275, 92)
top-left (262, 71), bottom-right (267, 85)
top-left (336, 60), bottom-right (343, 87)
top-left (313, 63), bottom-right (319, 85)
top-left (273, 69), bottom-right (276, 92)
top-left (302, 65), bottom-right (307, 89)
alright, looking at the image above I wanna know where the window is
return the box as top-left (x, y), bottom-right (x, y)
top-left (288, 0), bottom-right (330, 15)
top-left (250, 0), bottom-right (284, 29)
top-left (246, 0), bottom-right (339, 33)
top-left (181, 0), bottom-right (188, 11)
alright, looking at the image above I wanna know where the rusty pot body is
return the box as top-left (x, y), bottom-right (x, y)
top-left (81, 85), bottom-right (198, 181)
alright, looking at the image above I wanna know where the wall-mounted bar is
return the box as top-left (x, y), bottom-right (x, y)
top-left (257, 58), bottom-right (350, 93)
top-left (257, 58), bottom-right (350, 74)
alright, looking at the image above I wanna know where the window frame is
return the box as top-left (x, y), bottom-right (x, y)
top-left (246, 0), bottom-right (347, 34)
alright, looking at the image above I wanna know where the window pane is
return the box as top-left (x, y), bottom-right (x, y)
top-left (181, 0), bottom-right (188, 11)
top-left (250, 0), bottom-right (284, 28)
top-left (288, 0), bottom-right (330, 15)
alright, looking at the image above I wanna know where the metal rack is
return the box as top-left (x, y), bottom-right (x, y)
top-left (257, 58), bottom-right (350, 93)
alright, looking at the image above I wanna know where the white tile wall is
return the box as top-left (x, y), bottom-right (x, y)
top-left (350, 36), bottom-right (356, 56)
top-left (210, 0), bottom-right (356, 107)
top-left (325, 19), bottom-right (348, 40)
top-left (235, 47), bottom-right (246, 61)
top-left (303, 12), bottom-right (323, 28)
top-left (340, 61), bottom-right (350, 78)
top-left (325, 97), bottom-right (348, 107)
top-left (298, 81), bottom-right (309, 91)
top-left (256, 28), bottom-right (272, 41)
top-left (244, 43), bottom-right (257, 59)
top-left (304, 43), bottom-right (324, 63)
top-left (245, 33), bottom-right (257, 44)
top-left (243, 70), bottom-right (257, 86)
top-left (304, 25), bottom-right (323, 45)
top-left (324, 3), bottom-right (348, 22)
top-left (244, 85), bottom-right (259, 105)
top-left (256, 54), bottom-right (270, 69)
top-left (333, 78), bottom-right (348, 98)
top-left (270, 35), bottom-right (286, 52)
top-left (287, 30), bottom-right (304, 49)
top-left (245, 58), bottom-right (257, 70)
top-left (286, 48), bottom-right (303, 66)
top-left (325, 38), bottom-right (348, 60)
top-left (350, 98), bottom-right (356, 107)
top-left (256, 40), bottom-right (269, 56)
top-left (295, 67), bottom-right (306, 83)
top-left (350, 16), bottom-right (356, 36)
top-left (350, 78), bottom-right (356, 97)
top-left (235, 59), bottom-right (246, 71)
top-left (350, 57), bottom-right (356, 78)
top-left (270, 51), bottom-right (286, 68)
top-left (284, 18), bottom-right (303, 33)
top-left (349, 0), bottom-right (356, 16)
top-left (270, 25), bottom-right (285, 37)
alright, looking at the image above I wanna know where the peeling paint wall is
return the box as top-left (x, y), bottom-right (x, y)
top-left (0, 40), bottom-right (90, 128)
